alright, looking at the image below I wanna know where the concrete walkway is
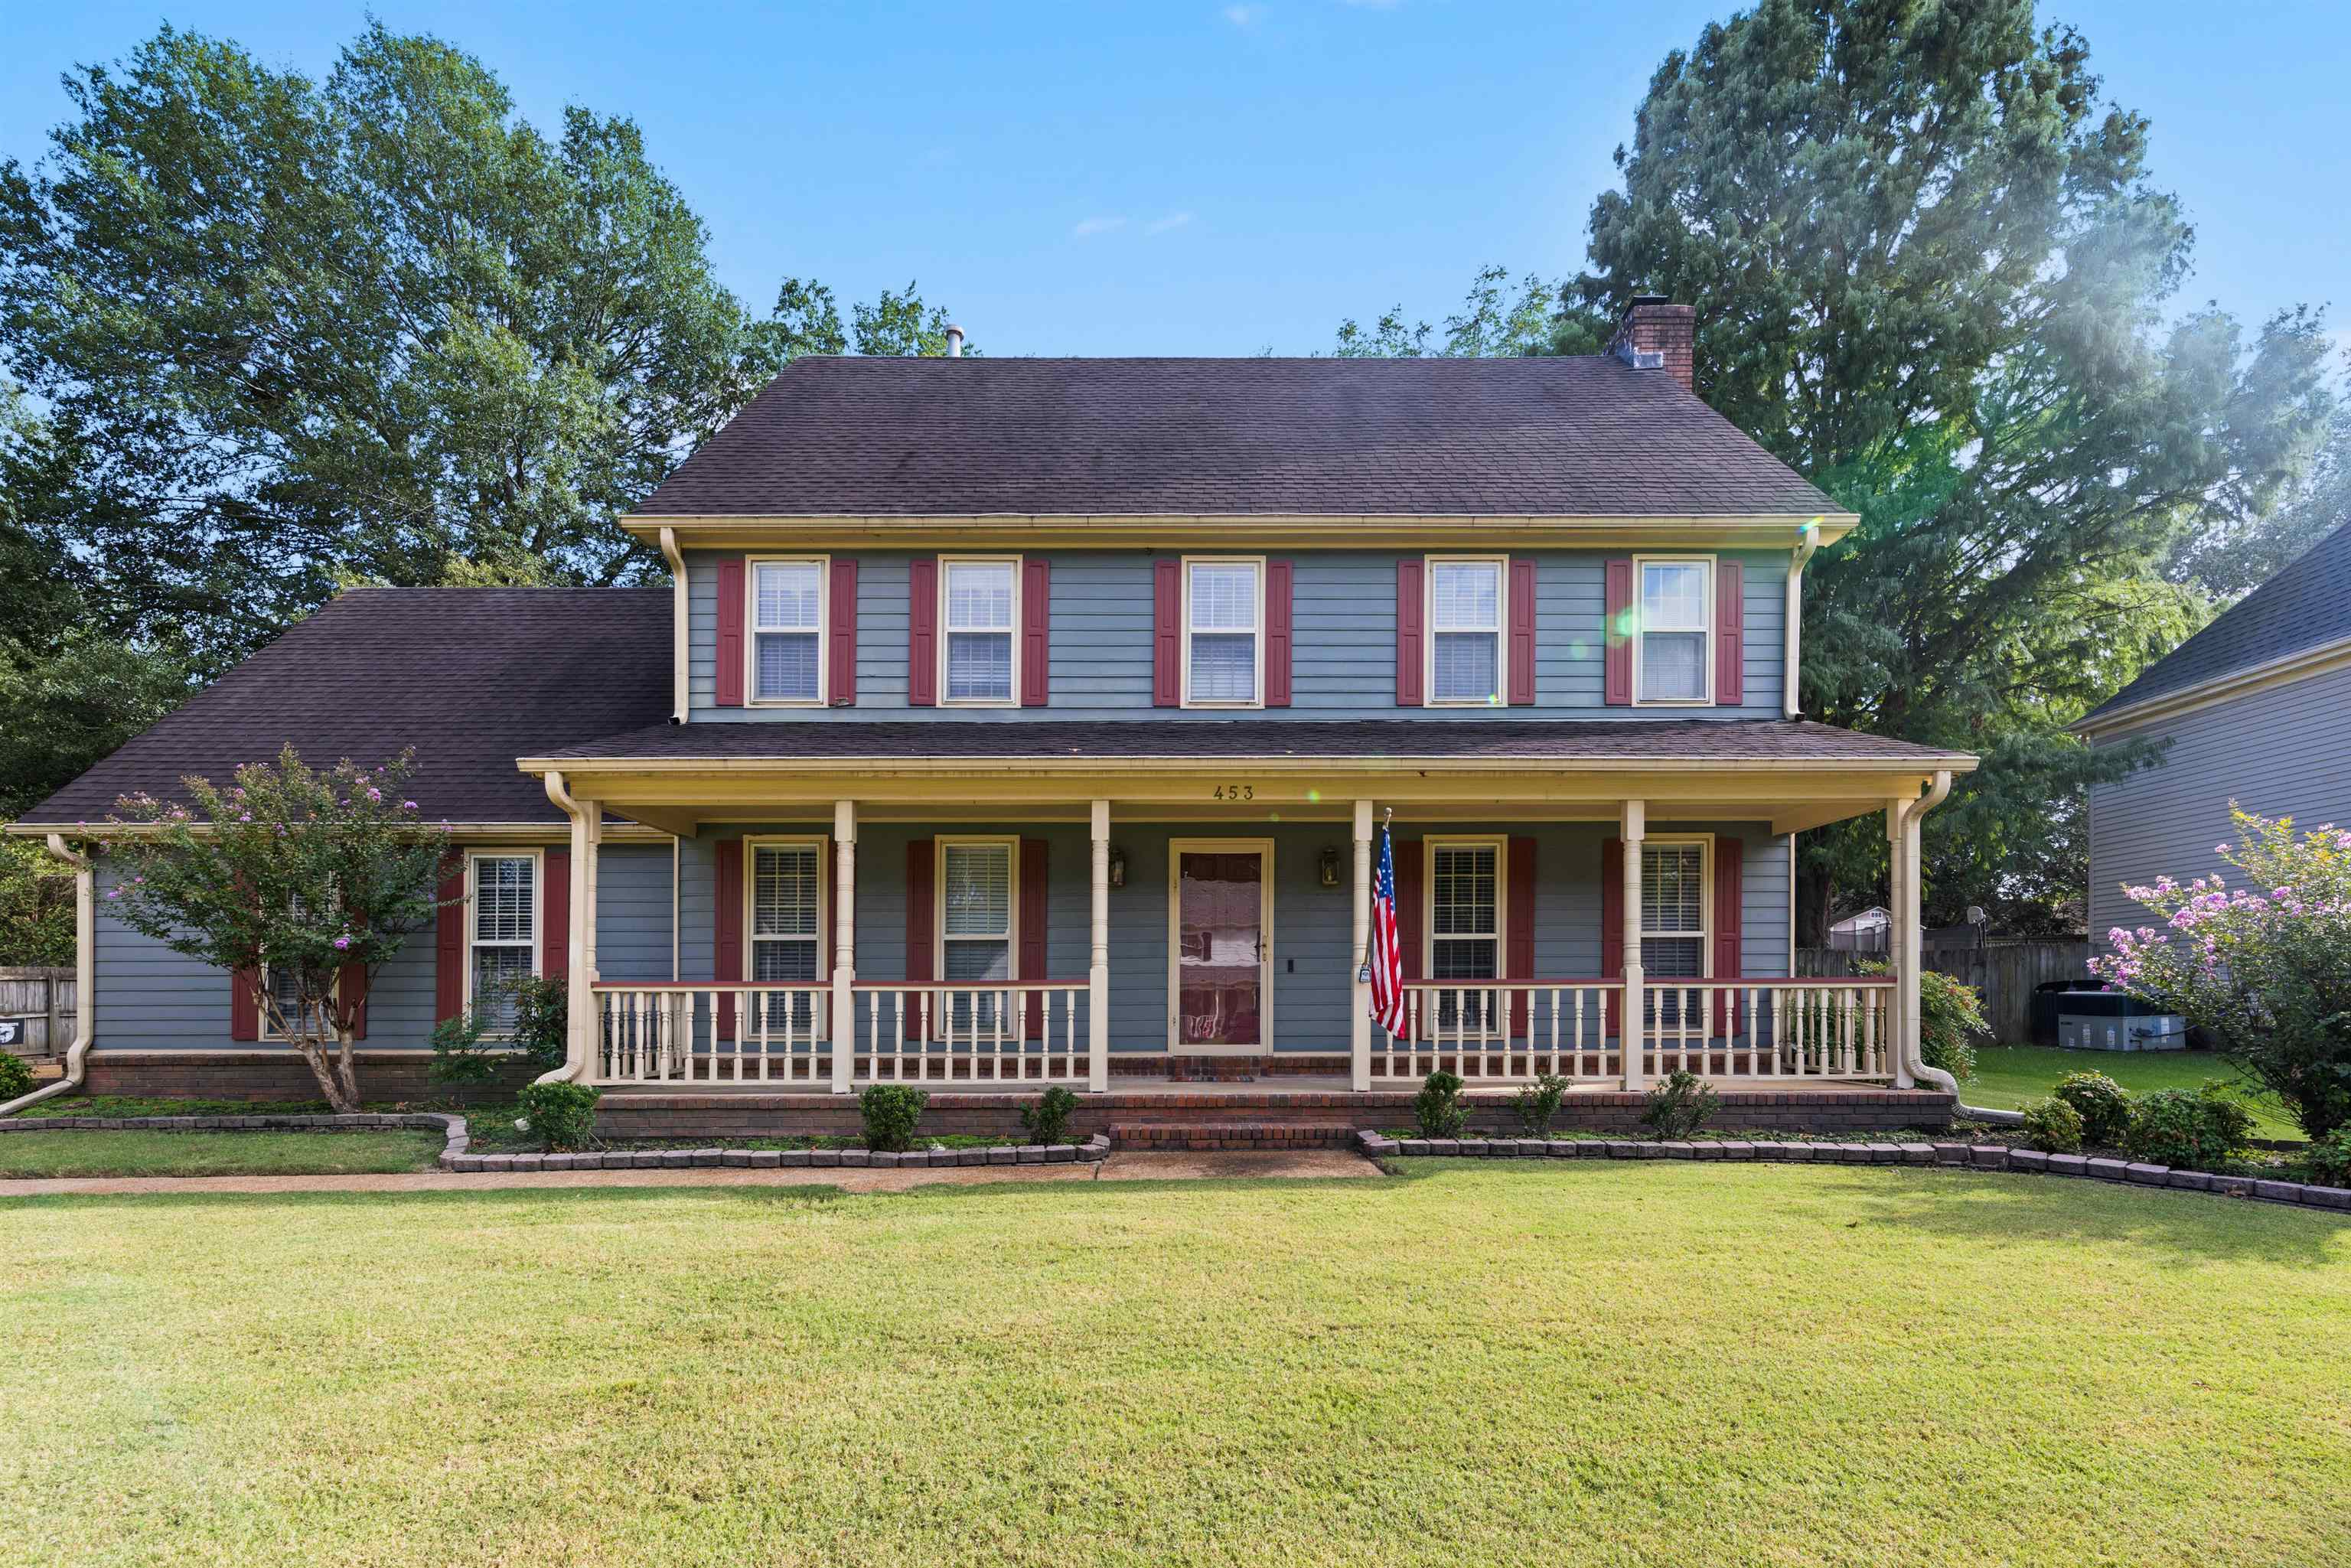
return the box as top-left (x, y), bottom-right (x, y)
top-left (0, 1147), bottom-right (1378, 1198)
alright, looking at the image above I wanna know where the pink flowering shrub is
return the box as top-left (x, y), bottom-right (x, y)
top-left (2093, 806), bottom-right (2351, 1139)
top-left (106, 747), bottom-right (450, 1112)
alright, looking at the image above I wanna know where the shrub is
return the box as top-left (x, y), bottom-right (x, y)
top-left (0, 1051), bottom-right (34, 1101)
top-left (2020, 1097), bottom-right (2084, 1154)
top-left (859, 1084), bottom-right (929, 1152)
top-left (1019, 1085), bottom-right (1078, 1146)
top-left (517, 1081), bottom-right (600, 1152)
top-left (2122, 1085), bottom-right (2255, 1172)
top-left (2294, 1127), bottom-right (2351, 1188)
top-left (1639, 1069), bottom-right (1718, 1139)
top-left (1916, 970), bottom-right (1984, 1082)
top-left (1414, 1071), bottom-right (1467, 1139)
top-left (502, 972), bottom-right (569, 1077)
top-left (426, 1010), bottom-right (498, 1085)
top-left (1513, 1073), bottom-right (1567, 1136)
top-left (2095, 806), bottom-right (2351, 1139)
top-left (2053, 1071), bottom-right (2134, 1146)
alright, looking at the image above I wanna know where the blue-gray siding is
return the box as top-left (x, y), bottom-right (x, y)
top-left (687, 549), bottom-right (1787, 720)
top-left (2088, 661), bottom-right (2351, 944)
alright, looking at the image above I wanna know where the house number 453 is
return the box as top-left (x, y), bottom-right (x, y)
top-left (1212, 783), bottom-right (1256, 801)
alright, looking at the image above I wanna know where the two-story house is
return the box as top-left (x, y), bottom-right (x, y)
top-left (7, 302), bottom-right (1975, 1135)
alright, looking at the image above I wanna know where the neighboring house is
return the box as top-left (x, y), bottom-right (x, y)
top-left (2078, 520), bottom-right (2351, 945)
top-left (1828, 908), bottom-right (1890, 953)
top-left (6, 301), bottom-right (1974, 1120)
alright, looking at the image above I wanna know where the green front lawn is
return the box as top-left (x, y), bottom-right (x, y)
top-left (1968, 1046), bottom-right (2304, 1140)
top-left (0, 1130), bottom-right (445, 1178)
top-left (5, 1163), bottom-right (2346, 1566)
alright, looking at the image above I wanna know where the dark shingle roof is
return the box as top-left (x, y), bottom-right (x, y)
top-left (631, 356), bottom-right (1843, 520)
top-left (16, 588), bottom-right (670, 827)
top-left (532, 719), bottom-right (1968, 767)
top-left (2082, 521), bottom-right (2351, 724)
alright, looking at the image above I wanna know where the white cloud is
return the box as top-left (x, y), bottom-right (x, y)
top-left (1222, 5), bottom-right (1264, 25)
top-left (1072, 215), bottom-right (1128, 238)
top-left (1145, 211), bottom-right (1195, 235)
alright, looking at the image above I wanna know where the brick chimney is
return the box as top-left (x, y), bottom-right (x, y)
top-left (1609, 295), bottom-right (1695, 391)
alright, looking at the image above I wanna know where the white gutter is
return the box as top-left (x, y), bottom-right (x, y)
top-left (1897, 771), bottom-right (1959, 1096)
top-left (659, 526), bottom-right (688, 725)
top-left (0, 836), bottom-right (95, 1116)
top-left (1784, 526), bottom-right (1819, 719)
top-left (539, 770), bottom-right (591, 1086)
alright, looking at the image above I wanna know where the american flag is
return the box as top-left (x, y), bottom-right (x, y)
top-left (1368, 818), bottom-right (1407, 1037)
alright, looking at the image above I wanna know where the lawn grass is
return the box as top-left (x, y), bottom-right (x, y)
top-left (4, 1164), bottom-right (2346, 1566)
top-left (1968, 1046), bottom-right (2304, 1139)
top-left (0, 1130), bottom-right (445, 1178)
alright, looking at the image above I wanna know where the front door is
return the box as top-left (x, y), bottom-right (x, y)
top-left (1172, 841), bottom-right (1271, 1048)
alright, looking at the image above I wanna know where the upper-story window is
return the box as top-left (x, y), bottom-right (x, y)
top-left (752, 558), bottom-right (826, 704)
top-left (941, 557), bottom-right (1019, 705)
top-left (1183, 557), bottom-right (1263, 707)
top-left (1635, 557), bottom-right (1713, 704)
top-left (1427, 556), bottom-right (1505, 705)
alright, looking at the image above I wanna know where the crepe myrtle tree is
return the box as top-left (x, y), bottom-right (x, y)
top-left (2094, 806), bottom-right (2351, 1139)
top-left (104, 747), bottom-right (450, 1111)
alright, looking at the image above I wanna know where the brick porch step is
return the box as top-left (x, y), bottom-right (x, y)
top-left (1108, 1122), bottom-right (1365, 1152)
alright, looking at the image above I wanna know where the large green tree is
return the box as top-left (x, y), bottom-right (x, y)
top-left (1566, 0), bottom-right (2334, 937)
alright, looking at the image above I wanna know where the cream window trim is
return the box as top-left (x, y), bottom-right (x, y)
top-left (937, 556), bottom-right (1022, 709)
top-left (741, 834), bottom-right (830, 985)
top-left (1179, 555), bottom-right (1267, 710)
top-left (934, 835), bottom-right (1021, 985)
top-left (745, 555), bottom-right (830, 708)
top-left (1423, 554), bottom-right (1508, 707)
top-left (1637, 834), bottom-right (1713, 982)
top-left (1630, 553), bottom-right (1716, 707)
top-left (1421, 835), bottom-right (1508, 980)
top-left (462, 848), bottom-right (544, 1038)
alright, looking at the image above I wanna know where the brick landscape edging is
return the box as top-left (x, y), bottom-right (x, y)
top-left (0, 1111), bottom-right (471, 1159)
top-left (439, 1131), bottom-right (1114, 1173)
top-left (1354, 1131), bottom-right (2351, 1212)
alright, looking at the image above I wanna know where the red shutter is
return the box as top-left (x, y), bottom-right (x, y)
top-left (1714, 560), bottom-right (1744, 706)
top-left (1603, 559), bottom-right (1635, 706)
top-left (1264, 559), bottom-right (1293, 707)
top-left (230, 967), bottom-right (262, 1042)
top-left (1392, 839), bottom-right (1423, 983)
top-left (542, 849), bottom-right (570, 983)
top-left (908, 556), bottom-right (938, 706)
top-left (434, 852), bottom-right (466, 1024)
top-left (830, 558), bottom-right (859, 706)
top-left (716, 556), bottom-right (747, 708)
top-left (1019, 837), bottom-right (1049, 1036)
top-left (714, 839), bottom-right (742, 1041)
top-left (1508, 557), bottom-right (1537, 706)
top-left (907, 838), bottom-right (936, 1039)
top-left (1152, 558), bottom-right (1181, 706)
top-left (334, 961), bottom-right (368, 1041)
top-left (1600, 838), bottom-right (1624, 1035)
top-left (1712, 838), bottom-right (1743, 1035)
top-left (1021, 557), bottom-right (1051, 707)
top-left (1395, 558), bottom-right (1425, 706)
top-left (1508, 836), bottom-right (1537, 1036)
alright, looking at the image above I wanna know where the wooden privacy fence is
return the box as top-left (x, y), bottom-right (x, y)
top-left (1796, 941), bottom-right (2092, 1045)
top-left (0, 967), bottom-right (77, 1060)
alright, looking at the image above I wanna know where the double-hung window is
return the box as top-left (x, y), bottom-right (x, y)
top-left (1184, 558), bottom-right (1262, 706)
top-left (468, 852), bottom-right (539, 1033)
top-left (1428, 557), bottom-right (1504, 704)
top-left (1429, 839), bottom-right (1502, 1030)
top-left (749, 839), bottom-right (823, 1031)
top-left (941, 558), bottom-right (1018, 704)
top-left (752, 559), bottom-right (826, 703)
top-left (1640, 839), bottom-right (1709, 1027)
top-left (1635, 558), bottom-right (1712, 703)
top-left (939, 839), bottom-right (1015, 1031)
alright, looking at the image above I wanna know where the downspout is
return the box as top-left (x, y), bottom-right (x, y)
top-left (659, 526), bottom-right (688, 726)
top-left (1901, 771), bottom-right (1957, 1095)
top-left (1784, 524), bottom-right (1820, 719)
top-left (0, 836), bottom-right (96, 1116)
top-left (540, 770), bottom-right (591, 1086)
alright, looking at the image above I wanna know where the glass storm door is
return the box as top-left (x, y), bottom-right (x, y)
top-left (1176, 849), bottom-right (1267, 1046)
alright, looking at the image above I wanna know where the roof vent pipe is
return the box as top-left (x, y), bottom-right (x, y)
top-left (944, 324), bottom-right (964, 358)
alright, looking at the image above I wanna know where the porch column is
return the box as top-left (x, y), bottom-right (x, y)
top-left (832, 799), bottom-right (857, 1094)
top-left (1621, 799), bottom-right (1645, 1090)
top-left (1089, 800), bottom-right (1111, 1093)
top-left (1890, 796), bottom-right (1922, 1088)
top-left (1350, 800), bottom-right (1374, 1091)
top-left (566, 799), bottom-right (598, 1078)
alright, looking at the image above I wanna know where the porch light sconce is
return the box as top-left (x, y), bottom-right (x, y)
top-left (1319, 846), bottom-right (1342, 887)
top-left (1108, 846), bottom-right (1127, 888)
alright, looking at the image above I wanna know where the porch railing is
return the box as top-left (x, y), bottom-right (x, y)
top-left (853, 980), bottom-right (1089, 1085)
top-left (592, 983), bottom-right (832, 1085)
top-left (1371, 976), bottom-right (1894, 1085)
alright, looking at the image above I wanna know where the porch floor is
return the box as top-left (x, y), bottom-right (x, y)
top-left (595, 1074), bottom-right (1917, 1099)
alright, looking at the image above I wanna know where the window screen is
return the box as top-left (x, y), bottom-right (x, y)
top-left (1186, 561), bottom-right (1260, 703)
top-left (470, 855), bottom-right (535, 1031)
top-left (944, 560), bottom-right (1016, 702)
top-left (754, 561), bottom-right (823, 701)
top-left (1639, 562), bottom-right (1710, 702)
top-left (1430, 561), bottom-right (1502, 703)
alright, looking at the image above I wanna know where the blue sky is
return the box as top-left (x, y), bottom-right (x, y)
top-left (5, 2), bottom-right (2346, 357)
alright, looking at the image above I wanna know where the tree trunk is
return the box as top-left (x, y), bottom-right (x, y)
top-left (292, 1001), bottom-right (362, 1113)
top-left (1795, 856), bottom-right (1834, 949)
top-left (333, 1024), bottom-right (361, 1110)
